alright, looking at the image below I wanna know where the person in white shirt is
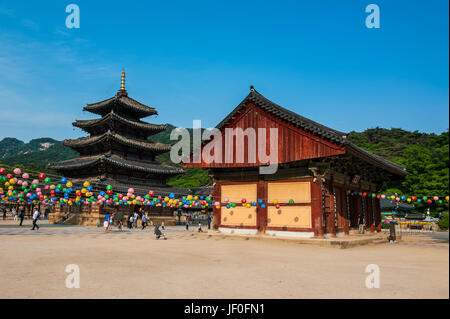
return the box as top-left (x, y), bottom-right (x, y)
top-left (31, 209), bottom-right (40, 230)
top-left (133, 212), bottom-right (139, 228)
top-left (12, 208), bottom-right (17, 221)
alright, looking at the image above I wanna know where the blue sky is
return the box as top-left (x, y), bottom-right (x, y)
top-left (0, 0), bottom-right (448, 142)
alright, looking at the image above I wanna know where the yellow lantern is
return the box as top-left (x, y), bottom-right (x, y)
top-left (83, 181), bottom-right (90, 188)
top-left (81, 188), bottom-right (86, 193)
top-left (446, 195), bottom-right (449, 201)
top-left (273, 199), bottom-right (278, 204)
top-left (50, 184), bottom-right (56, 190)
top-left (9, 179), bottom-right (16, 185)
top-left (66, 181), bottom-right (73, 188)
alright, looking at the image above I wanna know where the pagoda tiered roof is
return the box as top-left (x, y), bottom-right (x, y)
top-left (62, 130), bottom-right (171, 155)
top-left (72, 111), bottom-right (167, 136)
top-left (84, 91), bottom-right (157, 119)
top-left (49, 154), bottom-right (183, 175)
top-left (49, 70), bottom-right (183, 187)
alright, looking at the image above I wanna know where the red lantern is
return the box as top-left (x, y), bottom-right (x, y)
top-left (106, 190), bottom-right (113, 195)
top-left (275, 204), bottom-right (280, 209)
top-left (38, 173), bottom-right (46, 180)
top-left (6, 174), bottom-right (12, 180)
top-left (411, 196), bottom-right (417, 201)
top-left (44, 185), bottom-right (49, 191)
top-left (241, 198), bottom-right (246, 203)
top-left (0, 168), bottom-right (6, 174)
top-left (427, 199), bottom-right (432, 204)
top-left (376, 194), bottom-right (380, 199)
top-left (118, 194), bottom-right (123, 199)
top-left (363, 192), bottom-right (367, 197)
top-left (149, 190), bottom-right (155, 196)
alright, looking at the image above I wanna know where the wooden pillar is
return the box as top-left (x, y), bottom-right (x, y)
top-left (342, 188), bottom-right (350, 235)
top-left (369, 197), bottom-right (375, 232)
top-left (212, 182), bottom-right (221, 230)
top-left (256, 180), bottom-right (267, 234)
top-left (375, 198), bottom-right (382, 232)
top-left (327, 186), bottom-right (336, 237)
top-left (311, 178), bottom-right (324, 237)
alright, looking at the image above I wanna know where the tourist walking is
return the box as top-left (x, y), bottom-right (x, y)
top-left (108, 213), bottom-right (114, 231)
top-left (141, 213), bottom-right (148, 230)
top-left (2, 206), bottom-right (6, 220)
top-left (207, 215), bottom-right (211, 230)
top-left (12, 207), bottom-right (17, 221)
top-left (198, 221), bottom-right (203, 233)
top-left (185, 219), bottom-right (189, 231)
top-left (358, 214), bottom-right (365, 234)
top-left (133, 211), bottom-right (139, 228)
top-left (129, 214), bottom-right (134, 229)
top-left (31, 208), bottom-right (41, 230)
top-left (19, 207), bottom-right (25, 226)
top-left (161, 220), bottom-right (165, 230)
top-left (115, 211), bottom-right (124, 231)
top-left (104, 213), bottom-right (110, 232)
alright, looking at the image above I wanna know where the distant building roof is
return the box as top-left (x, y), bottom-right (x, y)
top-left (380, 198), bottom-right (415, 211)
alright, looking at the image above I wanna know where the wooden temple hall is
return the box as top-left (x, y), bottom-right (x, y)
top-left (184, 87), bottom-right (407, 238)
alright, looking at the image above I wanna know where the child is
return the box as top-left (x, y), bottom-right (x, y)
top-left (108, 213), bottom-right (114, 231)
top-left (198, 222), bottom-right (203, 233)
top-left (103, 213), bottom-right (110, 232)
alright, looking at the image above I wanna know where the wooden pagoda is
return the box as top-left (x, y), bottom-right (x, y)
top-left (48, 70), bottom-right (183, 194)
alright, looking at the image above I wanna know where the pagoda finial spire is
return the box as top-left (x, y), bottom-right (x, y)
top-left (120, 69), bottom-right (126, 90)
top-left (117, 69), bottom-right (128, 96)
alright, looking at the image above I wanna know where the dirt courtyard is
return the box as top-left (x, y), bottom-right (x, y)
top-left (0, 221), bottom-right (448, 299)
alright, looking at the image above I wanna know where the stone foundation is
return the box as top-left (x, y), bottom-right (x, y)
top-left (49, 204), bottom-right (176, 227)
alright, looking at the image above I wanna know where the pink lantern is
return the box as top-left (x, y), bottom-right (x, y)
top-left (395, 197), bottom-right (400, 202)
top-left (22, 181), bottom-right (28, 187)
top-left (433, 196), bottom-right (439, 201)
top-left (13, 168), bottom-right (21, 175)
top-left (17, 180), bottom-right (23, 185)
top-left (22, 173), bottom-right (29, 179)
top-left (223, 197), bottom-right (229, 203)
top-left (128, 188), bottom-right (134, 194)
top-left (381, 194), bottom-right (386, 199)
top-left (32, 179), bottom-right (39, 185)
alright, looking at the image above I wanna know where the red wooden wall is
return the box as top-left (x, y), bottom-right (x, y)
top-left (184, 102), bottom-right (346, 168)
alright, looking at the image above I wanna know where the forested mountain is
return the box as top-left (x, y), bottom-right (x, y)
top-left (347, 128), bottom-right (449, 197)
top-left (1, 127), bottom-right (448, 194)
